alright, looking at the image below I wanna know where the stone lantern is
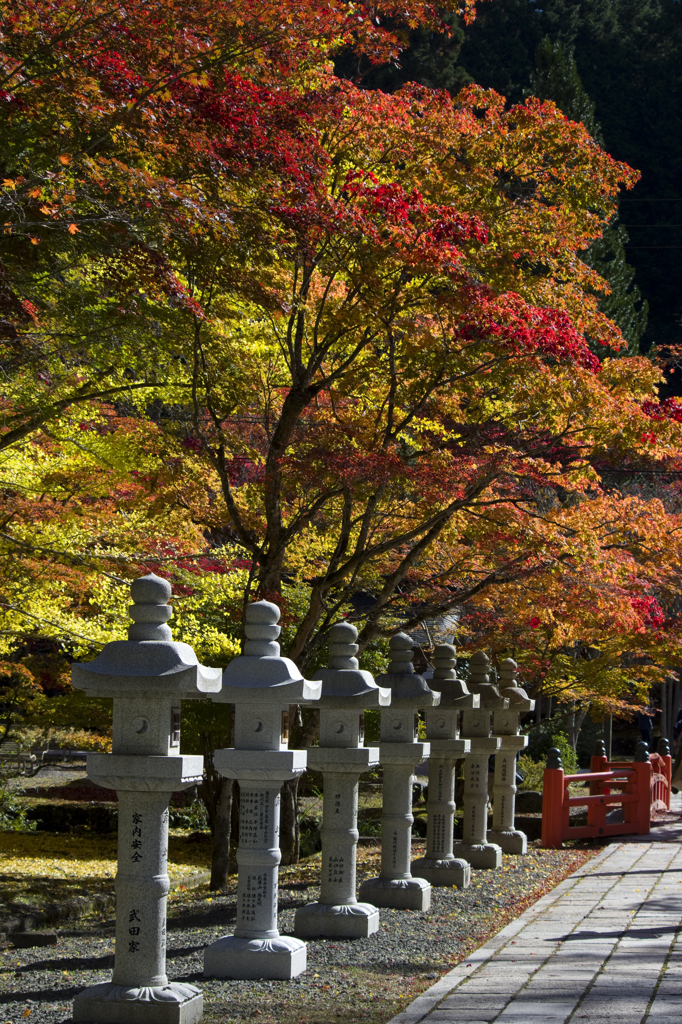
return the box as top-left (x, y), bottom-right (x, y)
top-left (488, 657), bottom-right (535, 854)
top-left (452, 650), bottom-right (508, 869)
top-left (412, 643), bottom-right (479, 888)
top-left (358, 632), bottom-right (439, 911)
top-left (71, 573), bottom-right (222, 1024)
top-left (203, 600), bottom-right (321, 981)
top-left (294, 621), bottom-right (391, 939)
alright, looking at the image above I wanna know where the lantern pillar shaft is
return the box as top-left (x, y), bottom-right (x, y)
top-left (294, 621), bottom-right (390, 939)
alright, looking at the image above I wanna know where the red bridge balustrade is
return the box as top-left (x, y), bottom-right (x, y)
top-left (540, 739), bottom-right (671, 849)
top-left (649, 741), bottom-right (672, 816)
top-left (589, 737), bottom-right (672, 818)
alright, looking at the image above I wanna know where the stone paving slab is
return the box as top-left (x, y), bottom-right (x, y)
top-left (388, 832), bottom-right (682, 1024)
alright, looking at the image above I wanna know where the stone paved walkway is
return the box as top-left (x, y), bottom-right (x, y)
top-left (390, 809), bottom-right (682, 1024)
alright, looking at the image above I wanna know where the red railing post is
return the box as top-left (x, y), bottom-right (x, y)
top-left (633, 741), bottom-right (652, 835)
top-left (650, 752), bottom-right (662, 814)
top-left (541, 748), bottom-right (565, 849)
top-left (657, 737), bottom-right (672, 810)
top-left (590, 738), bottom-right (608, 778)
top-left (589, 739), bottom-right (608, 825)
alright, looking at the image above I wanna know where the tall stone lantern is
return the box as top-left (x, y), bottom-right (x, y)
top-left (412, 643), bottom-right (479, 888)
top-left (488, 657), bottom-right (535, 854)
top-left (358, 632), bottom-right (439, 911)
top-left (71, 573), bottom-right (222, 1024)
top-left (294, 621), bottom-right (391, 939)
top-left (203, 600), bottom-right (321, 981)
top-left (452, 650), bottom-right (508, 869)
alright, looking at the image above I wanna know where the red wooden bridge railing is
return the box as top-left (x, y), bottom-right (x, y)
top-left (540, 738), bottom-right (671, 849)
top-left (590, 738), bottom-right (672, 817)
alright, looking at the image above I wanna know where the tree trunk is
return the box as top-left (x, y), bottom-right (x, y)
top-left (278, 704), bottom-right (319, 865)
top-left (567, 706), bottom-right (588, 750)
top-left (209, 778), bottom-right (234, 890)
top-left (455, 757), bottom-right (465, 812)
top-left (231, 779), bottom-right (240, 851)
top-left (279, 777), bottom-right (300, 866)
top-left (197, 706), bottom-right (235, 888)
top-left (199, 733), bottom-right (219, 827)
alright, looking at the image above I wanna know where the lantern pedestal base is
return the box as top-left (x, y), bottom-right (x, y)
top-left (73, 982), bottom-right (202, 1024)
top-left (294, 901), bottom-right (379, 939)
top-left (451, 841), bottom-right (502, 869)
top-left (203, 935), bottom-right (306, 980)
top-left (488, 828), bottom-right (527, 855)
top-left (411, 855), bottom-right (471, 888)
top-left (358, 876), bottom-right (431, 911)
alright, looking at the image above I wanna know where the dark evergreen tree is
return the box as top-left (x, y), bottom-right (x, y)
top-left (334, 13), bottom-right (471, 92)
top-left (529, 38), bottom-right (648, 355)
top-left (456, 0), bottom-right (682, 354)
top-left (584, 224), bottom-right (649, 356)
top-left (529, 37), bottom-right (601, 140)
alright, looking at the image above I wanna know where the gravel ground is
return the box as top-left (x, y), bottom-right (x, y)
top-left (0, 839), bottom-right (594, 1024)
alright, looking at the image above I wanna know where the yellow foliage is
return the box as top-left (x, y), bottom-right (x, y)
top-left (0, 832), bottom-right (209, 881)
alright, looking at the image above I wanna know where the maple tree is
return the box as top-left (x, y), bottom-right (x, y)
top-left (157, 81), bottom-right (680, 669)
top-left (4, 0), bottom-right (681, 674)
top-left (458, 491), bottom-right (682, 720)
top-left (0, 660), bottom-right (40, 743)
top-left (2, 0), bottom-right (682, 870)
top-left (1, 0), bottom-right (476, 461)
top-left (0, 399), bottom-right (253, 656)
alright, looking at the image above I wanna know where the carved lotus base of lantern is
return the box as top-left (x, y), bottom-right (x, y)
top-left (451, 840), bottom-right (502, 869)
top-left (358, 875), bottom-right (431, 911)
top-left (411, 854), bottom-right (471, 888)
top-left (294, 900), bottom-right (380, 938)
top-left (73, 982), bottom-right (202, 1024)
top-left (488, 828), bottom-right (527, 855)
top-left (203, 935), bottom-right (306, 980)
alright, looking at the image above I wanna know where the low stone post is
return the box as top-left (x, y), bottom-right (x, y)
top-left (488, 657), bottom-right (535, 855)
top-left (71, 573), bottom-right (222, 1024)
top-left (358, 632), bottom-right (439, 911)
top-left (203, 600), bottom-right (321, 981)
top-left (294, 622), bottom-right (391, 938)
top-left (412, 643), bottom-right (479, 888)
top-left (452, 651), bottom-right (507, 869)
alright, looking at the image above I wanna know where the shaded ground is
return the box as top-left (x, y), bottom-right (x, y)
top-left (0, 836), bottom-right (594, 1024)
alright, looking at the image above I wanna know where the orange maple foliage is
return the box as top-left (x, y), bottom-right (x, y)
top-left (1, 0), bottom-right (681, 728)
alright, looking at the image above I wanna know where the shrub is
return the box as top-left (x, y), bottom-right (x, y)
top-left (299, 815), bottom-right (322, 856)
top-left (516, 755), bottom-right (545, 791)
top-left (358, 815), bottom-right (381, 837)
top-left (10, 726), bottom-right (112, 752)
top-left (0, 785), bottom-right (36, 832)
top-left (518, 731), bottom-right (578, 791)
top-left (169, 800), bottom-right (209, 831)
